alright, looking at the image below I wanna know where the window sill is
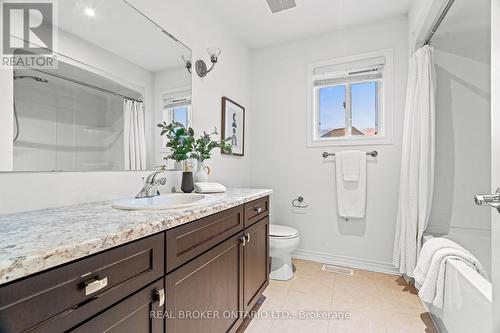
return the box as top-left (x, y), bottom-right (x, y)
top-left (308, 136), bottom-right (394, 147)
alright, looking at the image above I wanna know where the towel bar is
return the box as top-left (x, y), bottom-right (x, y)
top-left (322, 151), bottom-right (378, 158)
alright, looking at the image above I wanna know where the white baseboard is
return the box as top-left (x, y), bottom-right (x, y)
top-left (292, 249), bottom-right (400, 276)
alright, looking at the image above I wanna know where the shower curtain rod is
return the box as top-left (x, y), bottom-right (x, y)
top-left (424, 0), bottom-right (455, 45)
top-left (21, 68), bottom-right (144, 103)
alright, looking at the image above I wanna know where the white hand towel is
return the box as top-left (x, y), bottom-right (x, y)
top-left (413, 237), bottom-right (488, 308)
top-left (194, 182), bottom-right (227, 193)
top-left (341, 151), bottom-right (363, 181)
top-left (335, 151), bottom-right (367, 219)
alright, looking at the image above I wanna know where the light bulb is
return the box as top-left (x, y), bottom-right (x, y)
top-left (181, 53), bottom-right (192, 65)
top-left (84, 7), bottom-right (95, 17)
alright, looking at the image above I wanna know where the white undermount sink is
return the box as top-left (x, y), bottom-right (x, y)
top-left (112, 193), bottom-right (210, 211)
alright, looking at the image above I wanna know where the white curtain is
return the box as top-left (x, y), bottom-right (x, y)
top-left (393, 45), bottom-right (436, 277)
top-left (123, 99), bottom-right (147, 170)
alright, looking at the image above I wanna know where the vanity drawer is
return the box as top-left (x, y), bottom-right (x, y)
top-left (244, 196), bottom-right (269, 227)
top-left (166, 205), bottom-right (244, 272)
top-left (0, 233), bottom-right (164, 333)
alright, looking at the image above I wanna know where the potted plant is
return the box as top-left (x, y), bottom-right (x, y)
top-left (157, 121), bottom-right (195, 192)
top-left (190, 128), bottom-right (232, 182)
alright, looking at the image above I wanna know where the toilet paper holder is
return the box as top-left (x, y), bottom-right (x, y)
top-left (292, 196), bottom-right (308, 208)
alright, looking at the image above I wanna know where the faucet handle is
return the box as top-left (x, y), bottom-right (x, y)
top-left (145, 170), bottom-right (166, 184)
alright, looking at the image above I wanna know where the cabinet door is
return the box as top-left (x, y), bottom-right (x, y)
top-left (69, 279), bottom-right (164, 333)
top-left (166, 233), bottom-right (244, 333)
top-left (243, 216), bottom-right (269, 311)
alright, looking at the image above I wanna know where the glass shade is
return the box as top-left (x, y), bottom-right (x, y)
top-left (207, 47), bottom-right (221, 59)
top-left (181, 53), bottom-right (192, 65)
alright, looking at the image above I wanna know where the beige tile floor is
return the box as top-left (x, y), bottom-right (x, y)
top-left (244, 259), bottom-right (438, 333)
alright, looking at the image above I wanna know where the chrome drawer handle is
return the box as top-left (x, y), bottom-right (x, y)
top-left (245, 233), bottom-right (251, 244)
top-left (240, 235), bottom-right (246, 246)
top-left (154, 288), bottom-right (165, 307)
top-left (254, 207), bottom-right (263, 214)
top-left (84, 277), bottom-right (108, 296)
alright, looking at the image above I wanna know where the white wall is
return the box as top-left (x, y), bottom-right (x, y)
top-left (428, 30), bottom-right (491, 236)
top-left (249, 17), bottom-right (408, 271)
top-left (0, 0), bottom-right (252, 214)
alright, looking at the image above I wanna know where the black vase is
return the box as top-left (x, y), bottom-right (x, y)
top-left (181, 172), bottom-right (194, 193)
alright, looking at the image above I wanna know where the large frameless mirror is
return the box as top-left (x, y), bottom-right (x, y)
top-left (1, 0), bottom-right (192, 172)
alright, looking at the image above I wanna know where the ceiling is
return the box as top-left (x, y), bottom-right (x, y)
top-left (205, 0), bottom-right (413, 49)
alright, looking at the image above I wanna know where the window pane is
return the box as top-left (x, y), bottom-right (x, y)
top-left (173, 106), bottom-right (189, 128)
top-left (318, 85), bottom-right (346, 138)
top-left (351, 81), bottom-right (378, 136)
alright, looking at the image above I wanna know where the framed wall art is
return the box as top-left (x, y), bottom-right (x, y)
top-left (221, 97), bottom-right (245, 156)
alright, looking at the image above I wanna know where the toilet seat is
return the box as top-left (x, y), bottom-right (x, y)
top-left (270, 224), bottom-right (299, 239)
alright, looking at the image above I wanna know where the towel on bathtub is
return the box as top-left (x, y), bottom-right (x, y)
top-left (413, 237), bottom-right (488, 308)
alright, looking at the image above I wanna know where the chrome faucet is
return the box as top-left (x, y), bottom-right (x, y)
top-left (136, 170), bottom-right (167, 199)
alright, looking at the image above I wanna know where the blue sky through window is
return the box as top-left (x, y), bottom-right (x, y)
top-left (352, 82), bottom-right (377, 135)
top-left (319, 85), bottom-right (345, 134)
top-left (319, 81), bottom-right (378, 136)
top-left (173, 106), bottom-right (188, 128)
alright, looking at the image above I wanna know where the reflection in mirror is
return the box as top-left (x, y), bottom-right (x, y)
top-left (2, 0), bottom-right (192, 172)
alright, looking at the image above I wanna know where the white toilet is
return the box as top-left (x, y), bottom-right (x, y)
top-left (269, 224), bottom-right (300, 280)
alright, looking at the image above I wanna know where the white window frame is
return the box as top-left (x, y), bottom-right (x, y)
top-left (306, 49), bottom-right (394, 147)
top-left (164, 105), bottom-right (192, 126)
top-left (158, 86), bottom-right (192, 155)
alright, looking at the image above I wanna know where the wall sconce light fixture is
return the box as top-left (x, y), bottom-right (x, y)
top-left (182, 47), bottom-right (221, 77)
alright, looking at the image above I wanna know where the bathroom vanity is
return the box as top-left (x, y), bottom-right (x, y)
top-left (0, 189), bottom-right (271, 333)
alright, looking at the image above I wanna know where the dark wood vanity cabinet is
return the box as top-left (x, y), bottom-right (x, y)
top-left (69, 279), bottom-right (165, 333)
top-left (165, 197), bottom-right (270, 333)
top-left (166, 233), bottom-right (244, 333)
top-left (0, 196), bottom-right (270, 333)
top-left (0, 233), bottom-right (165, 333)
top-left (243, 216), bottom-right (269, 312)
top-left (166, 205), bottom-right (244, 273)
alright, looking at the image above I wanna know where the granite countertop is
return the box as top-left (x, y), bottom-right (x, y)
top-left (0, 188), bottom-right (272, 285)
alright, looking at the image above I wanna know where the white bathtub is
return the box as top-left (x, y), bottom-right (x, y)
top-left (422, 234), bottom-right (492, 333)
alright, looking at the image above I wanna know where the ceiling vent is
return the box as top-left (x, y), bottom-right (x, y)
top-left (266, 0), bottom-right (296, 13)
